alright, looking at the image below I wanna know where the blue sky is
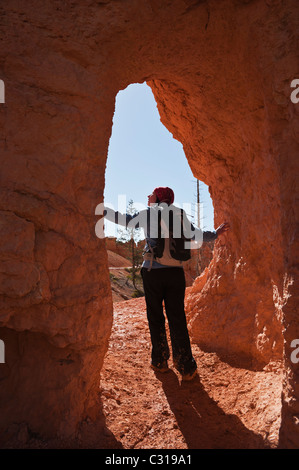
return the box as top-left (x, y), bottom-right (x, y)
top-left (104, 82), bottom-right (214, 239)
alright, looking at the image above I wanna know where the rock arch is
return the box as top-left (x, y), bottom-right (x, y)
top-left (0, 0), bottom-right (298, 448)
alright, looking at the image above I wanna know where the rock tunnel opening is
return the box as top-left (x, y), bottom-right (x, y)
top-left (104, 81), bottom-right (217, 297)
top-left (101, 73), bottom-right (287, 373)
top-left (0, 0), bottom-right (297, 449)
top-left (100, 79), bottom-right (285, 448)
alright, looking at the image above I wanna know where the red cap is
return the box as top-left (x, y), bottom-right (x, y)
top-left (153, 187), bottom-right (174, 205)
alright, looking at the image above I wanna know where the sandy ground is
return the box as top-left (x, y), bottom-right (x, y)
top-left (2, 295), bottom-right (283, 450)
top-left (100, 297), bottom-right (283, 449)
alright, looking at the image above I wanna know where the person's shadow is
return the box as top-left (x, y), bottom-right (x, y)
top-left (154, 370), bottom-right (268, 449)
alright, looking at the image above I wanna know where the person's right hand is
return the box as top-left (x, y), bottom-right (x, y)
top-left (216, 221), bottom-right (230, 237)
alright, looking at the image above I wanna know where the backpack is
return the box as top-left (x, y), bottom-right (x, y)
top-left (145, 205), bottom-right (192, 270)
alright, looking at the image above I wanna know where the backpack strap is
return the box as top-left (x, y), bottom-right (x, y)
top-left (142, 245), bottom-right (155, 271)
top-left (147, 244), bottom-right (155, 272)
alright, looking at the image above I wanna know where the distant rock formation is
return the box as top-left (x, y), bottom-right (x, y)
top-left (106, 237), bottom-right (132, 262)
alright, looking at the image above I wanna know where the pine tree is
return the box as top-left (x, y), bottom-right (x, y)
top-left (117, 199), bottom-right (144, 295)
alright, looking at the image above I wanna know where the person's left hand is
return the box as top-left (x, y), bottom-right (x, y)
top-left (216, 221), bottom-right (230, 236)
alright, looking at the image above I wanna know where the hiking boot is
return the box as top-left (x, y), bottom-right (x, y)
top-left (151, 361), bottom-right (170, 373)
top-left (181, 368), bottom-right (197, 382)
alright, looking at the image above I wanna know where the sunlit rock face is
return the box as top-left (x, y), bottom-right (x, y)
top-left (0, 0), bottom-right (298, 447)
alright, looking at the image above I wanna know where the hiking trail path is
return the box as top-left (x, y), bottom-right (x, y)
top-left (100, 296), bottom-right (282, 449)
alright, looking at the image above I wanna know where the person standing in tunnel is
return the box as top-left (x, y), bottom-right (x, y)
top-left (104, 187), bottom-right (229, 381)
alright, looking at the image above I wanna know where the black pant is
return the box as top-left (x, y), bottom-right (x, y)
top-left (141, 267), bottom-right (197, 375)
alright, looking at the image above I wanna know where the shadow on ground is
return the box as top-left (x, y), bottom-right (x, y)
top-left (155, 370), bottom-right (268, 449)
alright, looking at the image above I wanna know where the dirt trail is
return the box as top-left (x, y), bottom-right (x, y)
top-left (101, 297), bottom-right (283, 449)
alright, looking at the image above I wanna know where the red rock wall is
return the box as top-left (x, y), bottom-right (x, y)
top-left (105, 236), bottom-right (144, 263)
top-left (106, 237), bottom-right (128, 259)
top-left (0, 0), bottom-right (298, 447)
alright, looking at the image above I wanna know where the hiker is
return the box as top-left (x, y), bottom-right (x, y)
top-left (103, 187), bottom-right (229, 381)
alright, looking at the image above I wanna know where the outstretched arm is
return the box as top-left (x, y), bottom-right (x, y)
top-left (103, 206), bottom-right (150, 232)
top-left (103, 206), bottom-right (135, 228)
top-left (184, 209), bottom-right (230, 242)
top-left (215, 221), bottom-right (230, 237)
